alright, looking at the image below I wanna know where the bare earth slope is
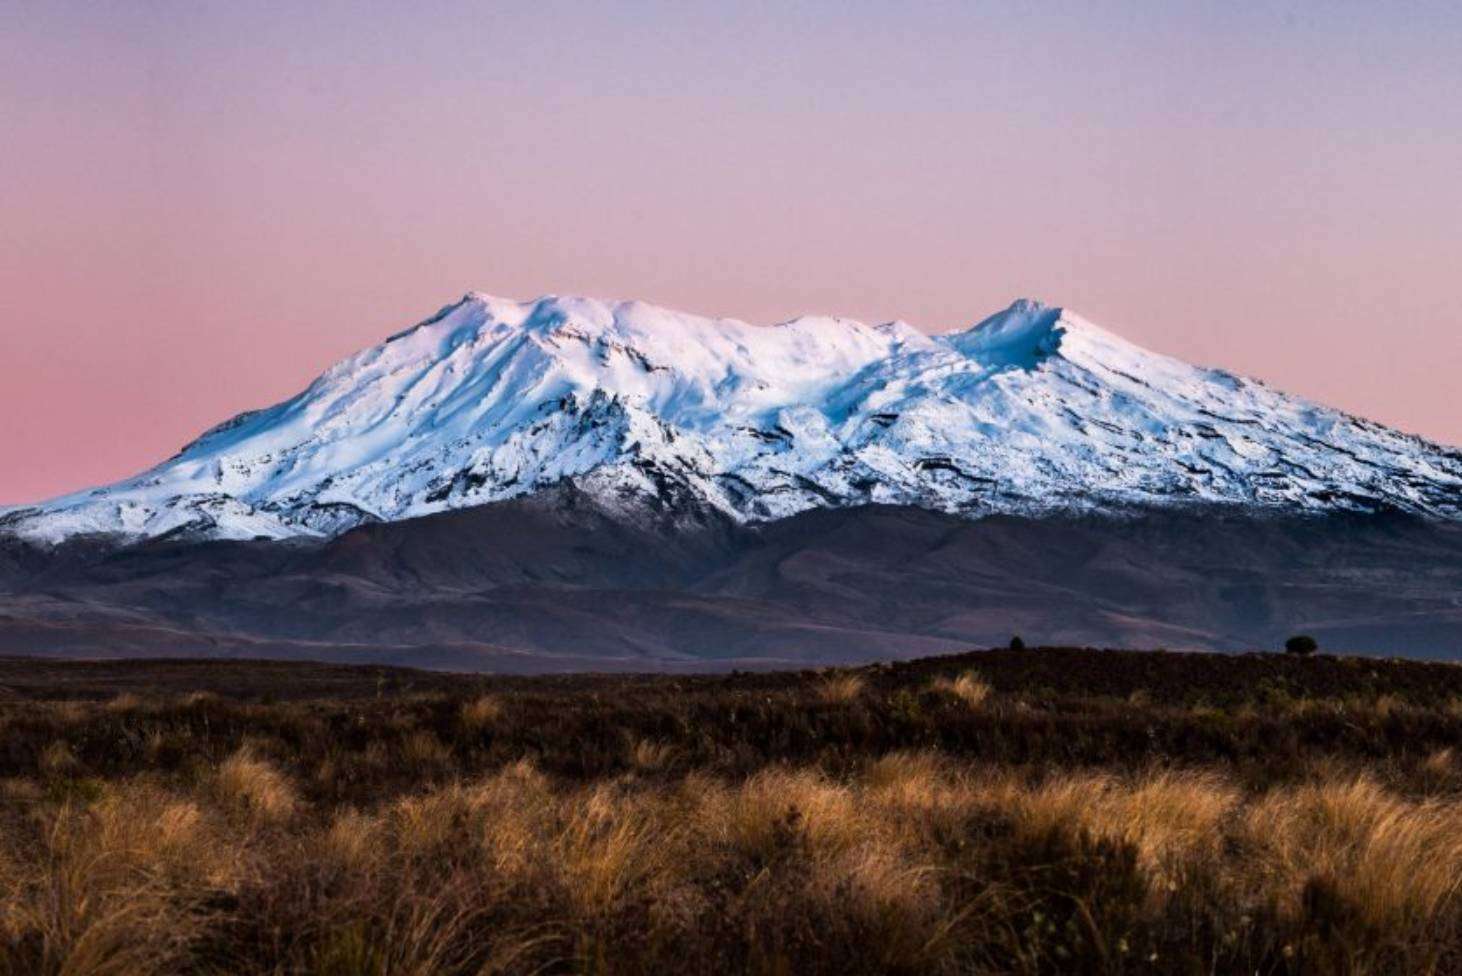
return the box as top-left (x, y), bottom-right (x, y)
top-left (3, 494), bottom-right (1460, 669)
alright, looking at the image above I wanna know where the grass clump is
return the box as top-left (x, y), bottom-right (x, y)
top-left (930, 670), bottom-right (992, 708)
top-left (213, 746), bottom-right (298, 823)
top-left (815, 671), bottom-right (866, 705)
top-left (459, 694), bottom-right (502, 730)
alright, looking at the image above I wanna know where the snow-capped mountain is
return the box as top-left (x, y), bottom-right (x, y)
top-left (4, 293), bottom-right (1460, 545)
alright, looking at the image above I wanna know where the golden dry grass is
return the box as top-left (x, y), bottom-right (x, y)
top-left (213, 747), bottom-right (298, 823)
top-left (815, 671), bottom-right (866, 705)
top-left (1240, 774), bottom-right (1462, 930)
top-left (6, 647), bottom-right (1462, 974)
top-left (459, 694), bottom-right (503, 729)
top-left (102, 693), bottom-right (143, 714)
top-left (319, 807), bottom-right (381, 873)
top-left (400, 730), bottom-right (452, 767)
top-left (555, 783), bottom-right (673, 914)
top-left (5, 755), bottom-right (1462, 973)
top-left (0, 780), bottom-right (243, 976)
top-left (930, 671), bottom-right (993, 708)
top-left (627, 737), bottom-right (674, 770)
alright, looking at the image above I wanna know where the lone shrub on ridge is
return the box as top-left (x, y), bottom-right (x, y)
top-left (1285, 634), bottom-right (1319, 656)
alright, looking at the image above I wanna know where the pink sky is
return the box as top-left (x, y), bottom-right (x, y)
top-left (3, 1), bottom-right (1459, 504)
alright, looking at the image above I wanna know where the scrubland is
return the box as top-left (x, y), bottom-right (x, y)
top-left (2, 647), bottom-right (1462, 974)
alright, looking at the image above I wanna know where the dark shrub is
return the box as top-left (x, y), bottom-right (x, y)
top-left (1009, 635), bottom-right (1026, 651)
top-left (1285, 634), bottom-right (1319, 656)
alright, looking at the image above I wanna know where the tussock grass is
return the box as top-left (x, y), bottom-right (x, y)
top-left (4, 756), bottom-right (1462, 973)
top-left (930, 671), bottom-right (992, 708)
top-left (0, 780), bottom-right (241, 976)
top-left (213, 747), bottom-right (298, 823)
top-left (815, 671), bottom-right (866, 705)
top-left (5, 648), bottom-right (1462, 973)
top-left (320, 807), bottom-right (381, 872)
top-left (627, 737), bottom-right (673, 770)
top-left (400, 730), bottom-right (452, 767)
top-left (1241, 774), bottom-right (1462, 930)
top-left (102, 692), bottom-right (143, 713)
top-left (459, 694), bottom-right (502, 729)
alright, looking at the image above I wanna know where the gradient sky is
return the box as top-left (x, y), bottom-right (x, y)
top-left (3, 0), bottom-right (1460, 504)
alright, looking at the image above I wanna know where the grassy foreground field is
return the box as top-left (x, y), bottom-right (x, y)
top-left (3, 648), bottom-right (1462, 974)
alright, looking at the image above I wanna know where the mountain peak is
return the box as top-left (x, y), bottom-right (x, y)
top-left (4, 290), bottom-right (1459, 545)
top-left (943, 298), bottom-right (1066, 365)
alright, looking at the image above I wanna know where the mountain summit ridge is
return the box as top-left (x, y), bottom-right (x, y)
top-left (4, 292), bottom-right (1459, 544)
